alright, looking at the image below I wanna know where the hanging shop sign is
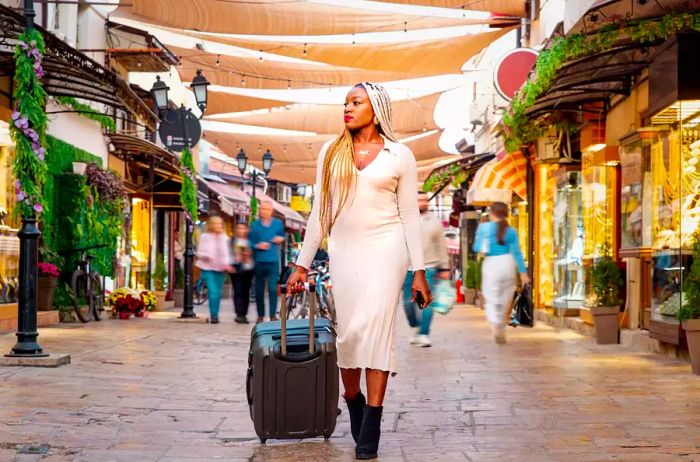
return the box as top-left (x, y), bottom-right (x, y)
top-left (158, 109), bottom-right (202, 152)
top-left (493, 48), bottom-right (539, 101)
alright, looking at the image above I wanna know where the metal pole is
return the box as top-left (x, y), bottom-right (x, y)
top-left (7, 218), bottom-right (46, 357)
top-left (252, 171), bottom-right (257, 217)
top-left (24, 0), bottom-right (35, 28)
top-left (180, 107), bottom-right (196, 318)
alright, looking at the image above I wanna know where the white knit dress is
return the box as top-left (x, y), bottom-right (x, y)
top-left (297, 138), bottom-right (425, 374)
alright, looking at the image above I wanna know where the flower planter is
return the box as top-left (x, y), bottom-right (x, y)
top-left (37, 276), bottom-right (57, 311)
top-left (590, 306), bottom-right (619, 345)
top-left (173, 288), bottom-right (184, 307)
top-left (118, 311), bottom-right (131, 320)
top-left (135, 310), bottom-right (147, 318)
top-left (464, 288), bottom-right (477, 305)
top-left (682, 319), bottom-right (700, 375)
top-left (154, 290), bottom-right (167, 311)
top-left (72, 162), bottom-right (87, 175)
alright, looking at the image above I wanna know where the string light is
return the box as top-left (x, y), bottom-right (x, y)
top-left (136, 59), bottom-right (142, 68)
top-left (241, 75), bottom-right (246, 86)
top-left (216, 54), bottom-right (221, 66)
top-left (287, 80), bottom-right (291, 90)
top-left (352, 33), bottom-right (356, 45)
top-left (303, 43), bottom-right (307, 56)
top-left (404, 21), bottom-right (407, 33)
top-left (259, 50), bottom-right (263, 63)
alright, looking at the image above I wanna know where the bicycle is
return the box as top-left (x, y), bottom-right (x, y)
top-left (193, 275), bottom-right (208, 305)
top-left (285, 261), bottom-right (336, 324)
top-left (67, 244), bottom-right (107, 323)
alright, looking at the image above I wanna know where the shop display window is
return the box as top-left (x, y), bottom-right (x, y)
top-left (130, 197), bottom-right (151, 289)
top-left (620, 137), bottom-right (653, 249)
top-left (510, 199), bottom-right (529, 268)
top-left (535, 165), bottom-right (556, 308)
top-left (649, 100), bottom-right (700, 321)
top-left (552, 170), bottom-right (584, 310)
top-left (0, 141), bottom-right (19, 305)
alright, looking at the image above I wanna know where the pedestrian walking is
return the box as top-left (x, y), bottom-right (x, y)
top-left (472, 202), bottom-right (529, 344)
top-left (402, 191), bottom-right (450, 347)
top-left (230, 222), bottom-right (255, 324)
top-left (250, 201), bottom-right (286, 324)
top-left (194, 216), bottom-right (233, 324)
top-left (287, 82), bottom-right (430, 460)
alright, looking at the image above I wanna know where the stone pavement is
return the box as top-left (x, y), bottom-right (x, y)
top-left (1, 302), bottom-right (700, 462)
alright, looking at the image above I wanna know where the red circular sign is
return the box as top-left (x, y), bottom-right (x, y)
top-left (493, 48), bottom-right (539, 101)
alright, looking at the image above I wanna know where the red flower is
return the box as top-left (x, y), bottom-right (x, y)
top-left (37, 262), bottom-right (59, 278)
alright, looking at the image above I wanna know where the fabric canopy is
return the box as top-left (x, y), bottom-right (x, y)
top-left (256, 191), bottom-right (305, 230)
top-left (205, 180), bottom-right (250, 216)
top-left (173, 46), bottom-right (408, 91)
top-left (185, 28), bottom-right (513, 76)
top-left (206, 91), bottom-right (290, 115)
top-left (467, 150), bottom-right (527, 205)
top-left (382, 1), bottom-right (526, 17)
top-left (113, 0), bottom-right (491, 35)
top-left (214, 93), bottom-right (440, 135)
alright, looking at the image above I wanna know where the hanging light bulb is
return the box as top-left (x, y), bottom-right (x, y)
top-left (137, 59), bottom-right (142, 68)
top-left (216, 54), bottom-right (221, 66)
top-left (404, 21), bottom-right (407, 33)
top-left (259, 50), bottom-right (263, 63)
top-left (283, 144), bottom-right (288, 154)
top-left (287, 80), bottom-right (291, 90)
top-left (241, 75), bottom-right (246, 86)
top-left (303, 43), bottom-right (307, 56)
top-left (352, 33), bottom-right (356, 45)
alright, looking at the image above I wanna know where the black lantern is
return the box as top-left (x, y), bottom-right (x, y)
top-left (262, 149), bottom-right (274, 175)
top-left (191, 69), bottom-right (210, 113)
top-left (236, 148), bottom-right (248, 175)
top-left (150, 75), bottom-right (170, 112)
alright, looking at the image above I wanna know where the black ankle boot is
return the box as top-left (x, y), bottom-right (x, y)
top-left (355, 405), bottom-right (382, 460)
top-left (344, 392), bottom-right (366, 443)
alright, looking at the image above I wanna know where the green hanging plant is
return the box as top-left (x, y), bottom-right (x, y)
top-left (54, 96), bottom-right (116, 132)
top-left (249, 196), bottom-right (259, 224)
top-left (500, 12), bottom-right (700, 153)
top-left (179, 147), bottom-right (198, 221)
top-left (10, 28), bottom-right (48, 218)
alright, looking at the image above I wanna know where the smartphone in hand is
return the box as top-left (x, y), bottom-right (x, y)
top-left (414, 290), bottom-right (426, 309)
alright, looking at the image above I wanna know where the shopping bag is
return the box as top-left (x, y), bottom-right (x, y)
top-left (432, 279), bottom-right (455, 315)
top-left (511, 285), bottom-right (533, 327)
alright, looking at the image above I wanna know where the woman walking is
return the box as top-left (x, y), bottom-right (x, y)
top-left (231, 222), bottom-right (255, 324)
top-left (195, 216), bottom-right (233, 324)
top-left (473, 202), bottom-right (529, 344)
top-left (287, 82), bottom-right (430, 460)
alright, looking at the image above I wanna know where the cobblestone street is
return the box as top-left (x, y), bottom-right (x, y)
top-left (1, 303), bottom-right (700, 462)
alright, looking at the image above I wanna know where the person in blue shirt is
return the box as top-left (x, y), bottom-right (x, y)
top-left (249, 200), bottom-right (286, 324)
top-left (473, 201), bottom-right (530, 344)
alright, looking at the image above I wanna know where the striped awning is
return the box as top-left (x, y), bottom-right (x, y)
top-left (467, 150), bottom-right (527, 205)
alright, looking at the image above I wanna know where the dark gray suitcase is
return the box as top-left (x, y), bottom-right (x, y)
top-left (246, 283), bottom-right (339, 443)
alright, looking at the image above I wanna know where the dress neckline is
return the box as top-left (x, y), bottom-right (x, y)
top-left (355, 144), bottom-right (385, 173)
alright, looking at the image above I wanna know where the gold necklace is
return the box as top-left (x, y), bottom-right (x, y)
top-left (358, 149), bottom-right (370, 156)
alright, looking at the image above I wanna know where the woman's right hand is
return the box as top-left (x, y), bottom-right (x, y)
top-left (520, 272), bottom-right (531, 285)
top-left (286, 265), bottom-right (308, 295)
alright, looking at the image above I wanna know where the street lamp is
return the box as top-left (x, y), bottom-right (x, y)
top-left (236, 148), bottom-right (273, 217)
top-left (150, 70), bottom-right (209, 319)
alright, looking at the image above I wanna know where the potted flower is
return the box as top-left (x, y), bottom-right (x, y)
top-left (107, 288), bottom-right (140, 319)
top-left (139, 290), bottom-right (157, 317)
top-left (588, 248), bottom-right (624, 345)
top-left (152, 254), bottom-right (167, 311)
top-left (37, 262), bottom-right (60, 311)
top-left (173, 265), bottom-right (185, 307)
top-left (464, 260), bottom-right (480, 305)
top-left (678, 230), bottom-right (700, 375)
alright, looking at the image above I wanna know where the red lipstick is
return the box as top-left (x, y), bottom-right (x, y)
top-left (344, 115), bottom-right (352, 122)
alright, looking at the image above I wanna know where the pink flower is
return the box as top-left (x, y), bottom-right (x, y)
top-left (33, 203), bottom-right (43, 213)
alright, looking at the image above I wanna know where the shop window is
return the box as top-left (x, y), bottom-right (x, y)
top-left (620, 135), bottom-right (653, 249)
top-left (649, 100), bottom-right (700, 322)
top-left (535, 164), bottom-right (557, 308)
top-left (0, 143), bottom-right (19, 305)
top-left (130, 197), bottom-right (151, 289)
top-left (552, 170), bottom-right (584, 311)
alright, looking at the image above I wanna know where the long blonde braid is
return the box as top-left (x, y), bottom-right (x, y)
top-left (318, 82), bottom-right (395, 235)
top-left (319, 129), bottom-right (355, 236)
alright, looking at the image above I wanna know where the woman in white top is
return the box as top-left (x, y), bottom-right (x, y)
top-left (287, 82), bottom-right (430, 460)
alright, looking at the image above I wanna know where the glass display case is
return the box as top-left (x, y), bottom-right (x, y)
top-left (620, 137), bottom-right (653, 249)
top-left (649, 100), bottom-right (699, 323)
top-left (535, 164), bottom-right (557, 308)
top-left (552, 170), bottom-right (585, 311)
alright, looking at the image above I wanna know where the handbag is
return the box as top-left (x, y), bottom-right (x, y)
top-left (432, 279), bottom-right (455, 315)
top-left (511, 284), bottom-right (534, 327)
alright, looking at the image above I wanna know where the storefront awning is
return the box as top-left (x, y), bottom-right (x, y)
top-left (423, 152), bottom-right (496, 198)
top-left (107, 133), bottom-right (181, 176)
top-left (205, 180), bottom-right (250, 217)
top-left (0, 5), bottom-right (158, 130)
top-left (467, 150), bottom-right (527, 205)
top-left (255, 192), bottom-right (306, 231)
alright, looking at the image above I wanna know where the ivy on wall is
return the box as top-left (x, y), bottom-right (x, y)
top-left (179, 147), bottom-right (197, 222)
top-left (10, 29), bottom-right (48, 218)
top-left (501, 12), bottom-right (700, 153)
top-left (54, 96), bottom-right (116, 132)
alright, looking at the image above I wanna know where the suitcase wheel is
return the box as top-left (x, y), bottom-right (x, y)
top-left (324, 434), bottom-right (332, 441)
top-left (260, 438), bottom-right (267, 444)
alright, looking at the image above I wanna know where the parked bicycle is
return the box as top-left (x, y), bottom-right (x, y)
top-left (285, 260), bottom-right (336, 324)
top-left (67, 244), bottom-right (107, 323)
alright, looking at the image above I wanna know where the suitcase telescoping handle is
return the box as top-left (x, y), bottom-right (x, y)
top-left (279, 283), bottom-right (317, 356)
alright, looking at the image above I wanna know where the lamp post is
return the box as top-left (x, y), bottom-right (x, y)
top-left (6, 0), bottom-right (46, 358)
top-left (150, 70), bottom-right (209, 319)
top-left (236, 148), bottom-right (273, 218)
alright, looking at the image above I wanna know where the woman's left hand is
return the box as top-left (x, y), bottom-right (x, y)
top-left (411, 270), bottom-right (433, 307)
